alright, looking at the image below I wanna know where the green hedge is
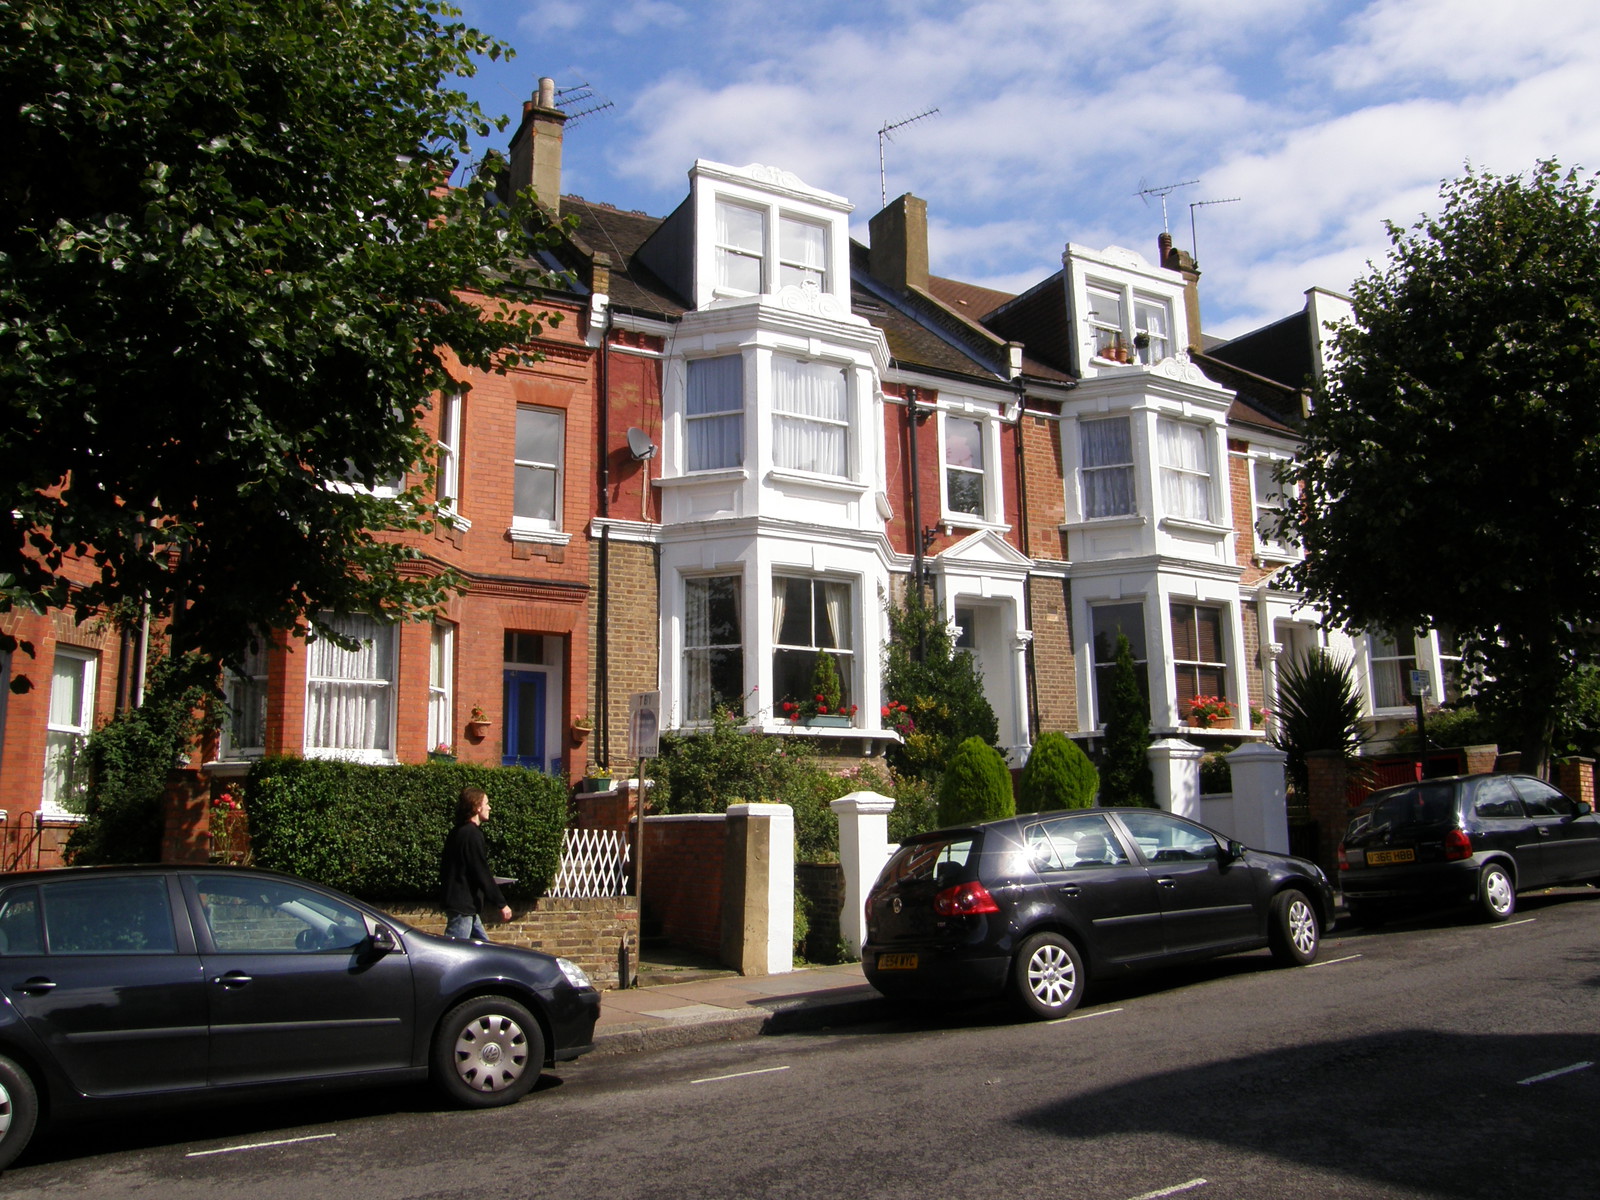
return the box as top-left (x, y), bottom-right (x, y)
top-left (243, 758), bottom-right (567, 902)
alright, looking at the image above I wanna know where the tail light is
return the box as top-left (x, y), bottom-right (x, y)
top-left (1444, 828), bottom-right (1473, 861)
top-left (934, 880), bottom-right (1000, 916)
top-left (1337, 844), bottom-right (1349, 871)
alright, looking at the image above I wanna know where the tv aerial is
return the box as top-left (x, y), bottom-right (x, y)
top-left (878, 108), bottom-right (940, 208)
top-left (1188, 196), bottom-right (1241, 265)
top-left (1135, 178), bottom-right (1199, 234)
top-left (554, 82), bottom-right (615, 127)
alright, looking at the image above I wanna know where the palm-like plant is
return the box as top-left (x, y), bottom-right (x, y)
top-left (1272, 648), bottom-right (1369, 793)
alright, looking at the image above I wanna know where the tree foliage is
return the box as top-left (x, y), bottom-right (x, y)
top-left (1018, 730), bottom-right (1098, 813)
top-left (0, 0), bottom-right (564, 682)
top-left (881, 586), bottom-right (999, 783)
top-left (1098, 633), bottom-right (1154, 805)
top-left (935, 736), bottom-right (1015, 827)
top-left (1284, 160), bottom-right (1600, 775)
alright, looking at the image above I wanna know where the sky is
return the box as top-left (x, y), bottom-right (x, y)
top-left (449, 0), bottom-right (1600, 339)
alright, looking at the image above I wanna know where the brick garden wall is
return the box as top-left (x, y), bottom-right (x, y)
top-left (639, 813), bottom-right (727, 958)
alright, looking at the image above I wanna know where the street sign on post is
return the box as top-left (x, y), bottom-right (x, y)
top-left (1409, 670), bottom-right (1432, 698)
top-left (627, 691), bottom-right (660, 760)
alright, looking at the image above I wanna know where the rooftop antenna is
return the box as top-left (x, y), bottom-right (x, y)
top-left (879, 108), bottom-right (940, 208)
top-left (1135, 178), bottom-right (1200, 234)
top-left (554, 82), bottom-right (615, 127)
top-left (1188, 197), bottom-right (1241, 266)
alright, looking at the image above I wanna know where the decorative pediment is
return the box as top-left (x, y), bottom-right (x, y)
top-left (931, 529), bottom-right (1033, 573)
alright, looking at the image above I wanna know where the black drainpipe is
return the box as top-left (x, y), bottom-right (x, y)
top-left (595, 302), bottom-right (614, 769)
top-left (905, 385), bottom-right (929, 660)
top-left (1013, 375), bottom-right (1040, 740)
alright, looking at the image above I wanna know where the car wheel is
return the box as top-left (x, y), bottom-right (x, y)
top-left (1269, 889), bottom-right (1320, 965)
top-left (430, 995), bottom-right (545, 1109)
top-left (0, 1054), bottom-right (39, 1172)
top-left (1477, 863), bottom-right (1516, 922)
top-left (1012, 932), bottom-right (1085, 1020)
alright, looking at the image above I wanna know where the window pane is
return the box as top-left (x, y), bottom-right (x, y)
top-left (717, 201), bottom-right (764, 253)
top-left (688, 356), bottom-right (744, 471)
top-left (514, 463), bottom-right (557, 521)
top-left (1093, 604), bottom-right (1146, 663)
top-left (773, 359), bottom-right (847, 476)
top-left (685, 576), bottom-right (743, 721)
top-left (945, 417), bottom-right (985, 517)
top-left (515, 408), bottom-right (562, 464)
top-left (1081, 417), bottom-right (1135, 518)
top-left (43, 877), bottom-right (175, 954)
top-left (197, 876), bottom-right (368, 953)
top-left (306, 615), bottom-right (394, 754)
top-left (779, 215), bottom-right (827, 289)
top-left (1158, 420), bottom-right (1212, 522)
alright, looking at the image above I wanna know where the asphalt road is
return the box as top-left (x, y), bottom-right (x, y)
top-left (7, 889), bottom-right (1598, 1200)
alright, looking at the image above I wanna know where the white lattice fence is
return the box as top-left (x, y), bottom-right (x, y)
top-left (548, 827), bottom-right (631, 899)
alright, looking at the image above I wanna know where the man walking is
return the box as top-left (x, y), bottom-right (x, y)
top-left (440, 786), bottom-right (513, 941)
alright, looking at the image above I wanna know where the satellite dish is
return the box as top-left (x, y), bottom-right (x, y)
top-left (626, 427), bottom-right (657, 461)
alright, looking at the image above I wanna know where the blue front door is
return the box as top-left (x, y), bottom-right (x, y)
top-left (503, 670), bottom-right (548, 771)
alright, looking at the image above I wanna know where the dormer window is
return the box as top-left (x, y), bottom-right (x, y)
top-left (715, 200), bottom-right (765, 293)
top-left (1086, 279), bottom-right (1175, 365)
top-left (1088, 287), bottom-right (1125, 360)
top-left (1134, 297), bottom-right (1170, 362)
top-left (779, 215), bottom-right (828, 290)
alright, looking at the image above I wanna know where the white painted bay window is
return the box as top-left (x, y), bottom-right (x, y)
top-left (1088, 287), bottom-right (1125, 360)
top-left (687, 356), bottom-right (744, 471)
top-left (773, 358), bottom-right (848, 477)
top-left (1080, 416), bottom-right (1136, 518)
top-left (305, 614), bottom-right (395, 760)
top-left (779, 214), bottom-right (828, 290)
top-left (684, 576), bottom-right (744, 721)
top-left (1171, 602), bottom-right (1229, 717)
top-left (773, 576), bottom-right (854, 715)
top-left (1134, 295), bottom-right (1171, 363)
top-left (1157, 419), bottom-right (1213, 523)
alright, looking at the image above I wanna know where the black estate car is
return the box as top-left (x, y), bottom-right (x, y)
top-left (1338, 773), bottom-right (1600, 923)
top-left (0, 865), bottom-right (602, 1170)
top-left (863, 807), bottom-right (1334, 1019)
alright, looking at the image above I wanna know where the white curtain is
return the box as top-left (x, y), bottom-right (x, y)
top-left (1081, 417), bottom-right (1134, 518)
top-left (822, 581), bottom-right (850, 649)
top-left (1158, 420), bottom-right (1212, 522)
top-left (687, 356), bottom-right (744, 470)
top-left (773, 359), bottom-right (847, 476)
top-left (685, 580), bottom-right (712, 720)
top-left (779, 216), bottom-right (826, 288)
top-left (770, 579), bottom-right (788, 644)
top-left (306, 614), bottom-right (394, 753)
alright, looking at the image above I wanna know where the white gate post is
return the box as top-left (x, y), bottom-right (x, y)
top-left (829, 790), bottom-right (896, 958)
top-left (1225, 742), bottom-right (1290, 853)
top-left (724, 803), bottom-right (794, 976)
top-left (1148, 738), bottom-right (1204, 821)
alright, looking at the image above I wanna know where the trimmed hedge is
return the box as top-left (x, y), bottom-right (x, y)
top-left (936, 737), bottom-right (1016, 827)
top-left (1018, 731), bottom-right (1099, 813)
top-left (244, 757), bottom-right (566, 902)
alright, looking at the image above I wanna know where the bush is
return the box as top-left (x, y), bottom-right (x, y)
top-left (882, 587), bottom-right (999, 785)
top-left (1199, 752), bottom-right (1233, 795)
top-left (1391, 705), bottom-right (1501, 754)
top-left (1018, 731), bottom-right (1098, 813)
top-left (1272, 649), bottom-right (1368, 794)
top-left (244, 757), bottom-right (566, 902)
top-left (1099, 633), bottom-right (1155, 805)
top-left (936, 737), bottom-right (1015, 827)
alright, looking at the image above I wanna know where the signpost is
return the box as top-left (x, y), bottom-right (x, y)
top-left (626, 691), bottom-right (659, 989)
top-left (1410, 669), bottom-right (1432, 748)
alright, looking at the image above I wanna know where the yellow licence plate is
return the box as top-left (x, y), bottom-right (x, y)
top-left (877, 953), bottom-right (918, 971)
top-left (1366, 848), bottom-right (1416, 866)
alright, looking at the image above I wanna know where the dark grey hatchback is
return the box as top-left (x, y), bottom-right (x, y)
top-left (863, 808), bottom-right (1334, 1019)
top-left (1338, 773), bottom-right (1600, 923)
top-left (0, 865), bottom-right (602, 1170)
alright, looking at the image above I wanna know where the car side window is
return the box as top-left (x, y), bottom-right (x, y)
top-left (1026, 815), bottom-right (1133, 870)
top-left (1118, 811), bottom-right (1221, 863)
top-left (1513, 779), bottom-right (1576, 819)
top-left (196, 876), bottom-right (369, 953)
top-left (0, 887), bottom-right (43, 955)
top-left (1473, 777), bottom-right (1524, 820)
top-left (41, 877), bottom-right (177, 954)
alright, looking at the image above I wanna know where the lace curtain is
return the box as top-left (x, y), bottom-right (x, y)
top-left (687, 356), bottom-right (744, 471)
top-left (773, 359), bottom-right (847, 476)
top-left (305, 614), bottom-right (394, 754)
top-left (1157, 420), bottom-right (1212, 522)
top-left (1081, 417), bottom-right (1135, 518)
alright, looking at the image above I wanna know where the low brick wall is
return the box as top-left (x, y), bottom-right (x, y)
top-left (375, 897), bottom-right (638, 990)
top-left (796, 861), bottom-right (843, 962)
top-left (640, 814), bottom-right (726, 958)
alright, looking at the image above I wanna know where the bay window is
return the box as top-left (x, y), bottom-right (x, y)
top-left (1157, 419), bottom-right (1213, 522)
top-left (685, 576), bottom-right (744, 721)
top-left (687, 356), bottom-right (744, 471)
top-left (773, 358), bottom-right (848, 477)
top-left (1080, 416), bottom-right (1136, 518)
top-left (1172, 602), bottom-right (1228, 716)
top-left (1091, 603), bottom-right (1147, 723)
top-left (773, 576), bottom-right (854, 715)
top-left (305, 614), bottom-right (395, 760)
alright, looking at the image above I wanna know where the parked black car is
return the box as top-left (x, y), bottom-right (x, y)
top-left (0, 864), bottom-right (602, 1170)
top-left (1338, 773), bottom-right (1600, 923)
top-left (862, 807), bottom-right (1334, 1019)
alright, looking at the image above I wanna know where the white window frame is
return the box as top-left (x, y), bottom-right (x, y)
top-left (1133, 293), bottom-right (1172, 363)
top-left (684, 574), bottom-right (745, 722)
top-left (1087, 285), bottom-right (1126, 361)
top-left (1079, 415), bottom-right (1137, 519)
top-left (685, 355), bottom-right (745, 473)
top-left (429, 622), bottom-right (454, 753)
top-left (1089, 602), bottom-right (1147, 727)
top-left (714, 199), bottom-right (766, 295)
top-left (940, 413), bottom-right (990, 522)
top-left (1171, 602), bottom-right (1230, 724)
top-left (772, 574), bottom-right (856, 722)
top-left (778, 213), bottom-right (829, 291)
top-left (1085, 279), bottom-right (1175, 366)
top-left (773, 356), bottom-right (850, 479)
top-left (1157, 418), bottom-right (1215, 524)
top-left (1367, 631), bottom-right (1417, 711)
top-left (1251, 456), bottom-right (1297, 559)
top-left (436, 392), bottom-right (462, 514)
top-left (304, 614), bottom-right (396, 763)
top-left (43, 647), bottom-right (97, 812)
top-left (512, 405), bottom-right (564, 532)
top-left (221, 640), bottom-right (270, 759)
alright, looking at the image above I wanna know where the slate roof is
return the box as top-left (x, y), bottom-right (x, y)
top-left (560, 196), bottom-right (689, 319)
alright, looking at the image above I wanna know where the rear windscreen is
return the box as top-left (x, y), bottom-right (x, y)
top-left (1366, 783), bottom-right (1457, 833)
top-left (878, 837), bottom-right (978, 889)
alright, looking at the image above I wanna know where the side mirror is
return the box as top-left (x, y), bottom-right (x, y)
top-left (1227, 839), bottom-right (1248, 862)
top-left (1579, 801), bottom-right (1594, 817)
top-left (368, 924), bottom-right (398, 956)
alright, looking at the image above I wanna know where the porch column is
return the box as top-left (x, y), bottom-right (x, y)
top-left (829, 790), bottom-right (896, 957)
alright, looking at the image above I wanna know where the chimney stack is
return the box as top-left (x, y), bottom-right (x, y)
top-left (1159, 231), bottom-right (1203, 351)
top-left (869, 194), bottom-right (930, 295)
top-left (506, 77), bottom-right (567, 214)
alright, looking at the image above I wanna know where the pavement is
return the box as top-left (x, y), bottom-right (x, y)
top-left (590, 960), bottom-right (891, 1056)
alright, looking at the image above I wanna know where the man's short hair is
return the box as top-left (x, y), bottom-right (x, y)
top-left (456, 787), bottom-right (488, 824)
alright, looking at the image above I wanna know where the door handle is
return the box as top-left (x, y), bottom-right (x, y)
top-left (16, 977), bottom-right (56, 995)
top-left (213, 971), bottom-right (253, 988)
top-left (1058, 884), bottom-right (1081, 897)
top-left (1538, 827), bottom-right (1551, 837)
top-left (1156, 877), bottom-right (1177, 889)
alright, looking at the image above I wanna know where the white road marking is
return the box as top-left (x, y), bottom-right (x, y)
top-left (185, 1134), bottom-right (337, 1158)
top-left (1307, 953), bottom-right (1363, 968)
top-left (1126, 1178), bottom-right (1208, 1199)
top-left (1518, 1061), bottom-right (1593, 1086)
top-left (1046, 1006), bottom-right (1124, 1026)
top-left (1491, 918), bottom-right (1537, 929)
top-left (690, 1065), bottom-right (792, 1085)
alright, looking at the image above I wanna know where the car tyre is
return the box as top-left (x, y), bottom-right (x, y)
top-left (0, 1054), bottom-right (40, 1172)
top-left (1269, 889), bottom-right (1320, 965)
top-left (1012, 932), bottom-right (1085, 1020)
top-left (431, 995), bottom-right (544, 1109)
top-left (1477, 863), bottom-right (1516, 922)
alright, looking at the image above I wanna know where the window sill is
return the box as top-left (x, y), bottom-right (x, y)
top-left (1254, 546), bottom-right (1300, 564)
top-left (656, 469), bottom-right (749, 488)
top-left (1061, 514), bottom-right (1145, 532)
top-left (508, 526), bottom-right (572, 546)
top-left (305, 748), bottom-right (397, 765)
top-left (765, 469), bottom-right (866, 494)
top-left (1158, 516), bottom-right (1231, 538)
top-left (939, 514), bottom-right (1011, 534)
top-left (440, 510), bottom-right (472, 533)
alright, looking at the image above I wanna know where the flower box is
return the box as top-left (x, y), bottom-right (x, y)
top-left (803, 715), bottom-right (852, 728)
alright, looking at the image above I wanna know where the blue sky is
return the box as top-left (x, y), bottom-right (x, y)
top-left (450, 1), bottom-right (1600, 338)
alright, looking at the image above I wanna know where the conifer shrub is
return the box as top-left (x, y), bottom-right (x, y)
top-left (1018, 730), bottom-right (1098, 813)
top-left (1099, 633), bottom-right (1156, 805)
top-left (936, 736), bottom-right (1016, 827)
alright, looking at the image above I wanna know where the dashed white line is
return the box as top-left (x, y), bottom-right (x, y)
top-left (1491, 918), bottom-right (1537, 929)
top-left (1307, 953), bottom-right (1363, 968)
top-left (185, 1134), bottom-right (337, 1158)
top-left (1046, 1006), bottom-right (1124, 1026)
top-left (1126, 1178), bottom-right (1208, 1200)
top-left (690, 1065), bottom-right (792, 1085)
top-left (1518, 1061), bottom-right (1593, 1086)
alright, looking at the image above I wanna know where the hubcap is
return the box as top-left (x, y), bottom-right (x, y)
top-left (1289, 899), bottom-right (1317, 955)
top-left (453, 1013), bottom-right (529, 1092)
top-left (1485, 870), bottom-right (1513, 915)
top-left (1028, 944), bottom-right (1077, 1009)
top-left (0, 1080), bottom-right (10, 1139)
